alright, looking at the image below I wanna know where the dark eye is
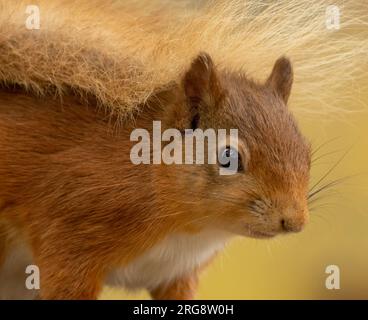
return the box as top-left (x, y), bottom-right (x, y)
top-left (218, 146), bottom-right (243, 172)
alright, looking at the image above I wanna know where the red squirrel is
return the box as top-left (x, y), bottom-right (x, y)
top-left (0, 52), bottom-right (311, 299)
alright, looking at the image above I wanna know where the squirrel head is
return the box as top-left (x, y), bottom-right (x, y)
top-left (152, 53), bottom-right (311, 239)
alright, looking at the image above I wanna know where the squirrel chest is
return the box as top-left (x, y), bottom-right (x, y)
top-left (106, 229), bottom-right (230, 291)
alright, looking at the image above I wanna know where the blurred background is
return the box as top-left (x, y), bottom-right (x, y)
top-left (100, 0), bottom-right (368, 299)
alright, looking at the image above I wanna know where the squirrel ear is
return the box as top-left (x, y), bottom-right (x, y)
top-left (266, 56), bottom-right (293, 104)
top-left (183, 52), bottom-right (223, 112)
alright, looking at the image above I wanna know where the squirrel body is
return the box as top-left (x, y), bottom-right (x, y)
top-left (0, 52), bottom-right (311, 299)
top-left (1, 222), bottom-right (229, 299)
top-left (106, 229), bottom-right (230, 293)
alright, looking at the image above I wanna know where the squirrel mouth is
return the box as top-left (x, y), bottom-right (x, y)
top-left (248, 230), bottom-right (276, 239)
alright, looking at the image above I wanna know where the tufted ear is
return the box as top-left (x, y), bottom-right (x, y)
top-left (266, 56), bottom-right (293, 104)
top-left (159, 53), bottom-right (224, 132)
top-left (182, 52), bottom-right (224, 128)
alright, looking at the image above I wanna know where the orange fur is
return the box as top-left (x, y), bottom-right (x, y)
top-left (0, 52), bottom-right (311, 299)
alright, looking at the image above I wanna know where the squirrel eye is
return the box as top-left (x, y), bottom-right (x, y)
top-left (219, 146), bottom-right (243, 172)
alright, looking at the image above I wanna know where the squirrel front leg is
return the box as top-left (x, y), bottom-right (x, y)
top-left (29, 234), bottom-right (110, 300)
top-left (150, 273), bottom-right (199, 300)
top-left (35, 252), bottom-right (106, 300)
top-left (150, 253), bottom-right (218, 300)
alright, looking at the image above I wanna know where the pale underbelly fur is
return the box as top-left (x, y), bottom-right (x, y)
top-left (0, 229), bottom-right (230, 299)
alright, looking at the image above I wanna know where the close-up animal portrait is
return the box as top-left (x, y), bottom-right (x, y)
top-left (0, 0), bottom-right (367, 307)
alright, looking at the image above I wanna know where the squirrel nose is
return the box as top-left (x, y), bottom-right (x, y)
top-left (280, 217), bottom-right (305, 233)
top-left (280, 204), bottom-right (309, 233)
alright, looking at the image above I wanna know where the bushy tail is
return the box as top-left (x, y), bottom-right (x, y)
top-left (0, 0), bottom-right (367, 119)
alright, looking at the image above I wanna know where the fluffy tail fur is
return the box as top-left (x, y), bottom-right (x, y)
top-left (0, 0), bottom-right (367, 119)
